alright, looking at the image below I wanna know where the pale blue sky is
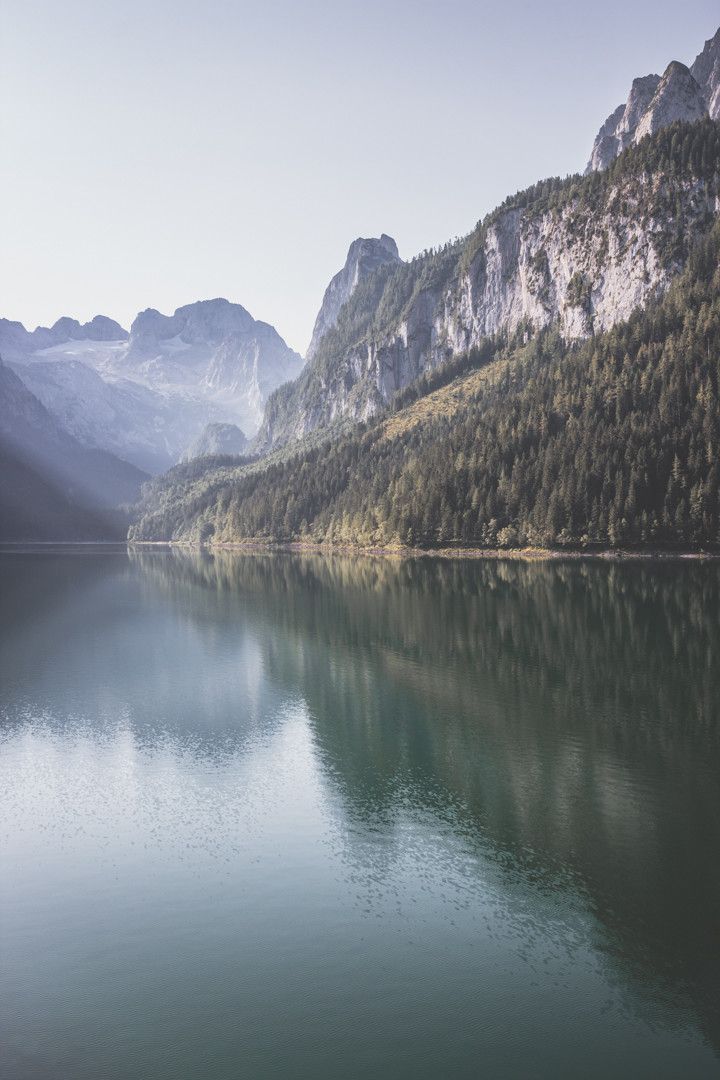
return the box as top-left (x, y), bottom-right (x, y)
top-left (1, 0), bottom-right (718, 352)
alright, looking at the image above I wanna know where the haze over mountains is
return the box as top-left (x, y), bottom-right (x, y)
top-left (0, 298), bottom-right (301, 473)
top-left (0, 358), bottom-right (146, 540)
top-left (3, 23), bottom-right (720, 546)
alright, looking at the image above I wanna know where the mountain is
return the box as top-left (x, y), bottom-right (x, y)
top-left (306, 235), bottom-right (401, 360)
top-left (130, 208), bottom-right (720, 550)
top-left (0, 314), bottom-right (128, 360)
top-left (0, 357), bottom-right (147, 540)
top-left (255, 119), bottom-right (720, 452)
top-left (2, 298), bottom-right (303, 472)
top-left (121, 299), bottom-right (303, 421)
top-left (7, 357), bottom-right (209, 474)
top-left (180, 422), bottom-right (248, 462)
top-left (691, 27), bottom-right (720, 118)
top-left (586, 28), bottom-right (720, 172)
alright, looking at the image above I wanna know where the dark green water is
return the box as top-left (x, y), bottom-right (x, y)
top-left (1, 548), bottom-right (719, 1079)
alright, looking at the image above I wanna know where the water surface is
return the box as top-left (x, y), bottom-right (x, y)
top-left (1, 548), bottom-right (719, 1078)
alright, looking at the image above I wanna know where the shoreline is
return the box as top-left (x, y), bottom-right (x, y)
top-left (2, 540), bottom-right (719, 562)
top-left (124, 539), bottom-right (720, 562)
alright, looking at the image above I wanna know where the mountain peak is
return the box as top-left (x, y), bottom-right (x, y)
top-left (172, 298), bottom-right (255, 345)
top-left (691, 25), bottom-right (720, 118)
top-left (586, 74), bottom-right (661, 172)
top-left (586, 28), bottom-right (717, 172)
top-left (306, 234), bottom-right (402, 360)
top-left (345, 234), bottom-right (400, 264)
top-left (128, 298), bottom-right (256, 355)
top-left (634, 62), bottom-right (706, 142)
top-left (663, 59), bottom-right (692, 78)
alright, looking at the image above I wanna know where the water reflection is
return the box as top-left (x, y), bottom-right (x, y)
top-left (131, 549), bottom-right (720, 1051)
top-left (1, 547), bottom-right (719, 1077)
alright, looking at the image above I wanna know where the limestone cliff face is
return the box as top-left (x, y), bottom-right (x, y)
top-left (257, 164), bottom-right (720, 451)
top-left (691, 27), bottom-right (720, 119)
top-left (305, 235), bottom-right (401, 360)
top-left (586, 65), bottom-right (706, 173)
top-left (587, 77), bottom-right (660, 172)
top-left (586, 26), bottom-right (719, 173)
top-left (203, 320), bottom-right (304, 424)
top-left (635, 63), bottom-right (707, 140)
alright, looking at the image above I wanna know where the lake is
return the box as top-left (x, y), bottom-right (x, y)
top-left (1, 547), bottom-right (719, 1078)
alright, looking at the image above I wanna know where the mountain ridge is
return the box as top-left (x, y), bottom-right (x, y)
top-left (586, 27), bottom-right (720, 173)
top-left (130, 208), bottom-right (720, 550)
top-left (2, 297), bottom-right (303, 473)
top-left (254, 119), bottom-right (720, 454)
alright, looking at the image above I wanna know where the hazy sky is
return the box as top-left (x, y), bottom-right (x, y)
top-left (2, 0), bottom-right (718, 353)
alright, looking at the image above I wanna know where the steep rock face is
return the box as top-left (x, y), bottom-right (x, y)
top-left (691, 27), bottom-right (720, 118)
top-left (586, 103), bottom-right (626, 173)
top-left (634, 63), bottom-right (707, 140)
top-left (616, 75), bottom-right (662, 140)
top-left (203, 321), bottom-right (303, 419)
top-left (257, 137), bottom-right (720, 451)
top-left (180, 422), bottom-right (248, 462)
top-left (306, 235), bottom-right (401, 360)
top-left (586, 25), bottom-right (719, 172)
top-left (587, 77), bottom-right (660, 172)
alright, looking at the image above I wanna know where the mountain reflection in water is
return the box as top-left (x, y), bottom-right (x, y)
top-left (1, 547), bottom-right (718, 1079)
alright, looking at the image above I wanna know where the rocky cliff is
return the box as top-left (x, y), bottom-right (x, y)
top-left (691, 27), bottom-right (720, 118)
top-left (305, 235), bottom-right (401, 360)
top-left (586, 27), bottom-right (719, 173)
top-left (256, 120), bottom-right (720, 452)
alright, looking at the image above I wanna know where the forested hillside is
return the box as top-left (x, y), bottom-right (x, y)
top-left (130, 211), bottom-right (720, 550)
top-left (257, 119), bottom-right (720, 451)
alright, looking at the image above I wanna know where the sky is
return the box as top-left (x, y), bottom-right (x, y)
top-left (1, 0), bottom-right (718, 354)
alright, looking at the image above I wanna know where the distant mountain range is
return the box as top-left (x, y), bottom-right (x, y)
top-left (1, 298), bottom-right (302, 473)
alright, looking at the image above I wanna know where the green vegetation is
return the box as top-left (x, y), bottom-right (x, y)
top-left (131, 121), bottom-right (720, 550)
top-left (259, 120), bottom-right (720, 445)
top-left (131, 213), bottom-right (720, 550)
top-left (565, 271), bottom-right (593, 312)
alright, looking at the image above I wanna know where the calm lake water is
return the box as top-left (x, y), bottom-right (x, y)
top-left (1, 548), bottom-right (719, 1079)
